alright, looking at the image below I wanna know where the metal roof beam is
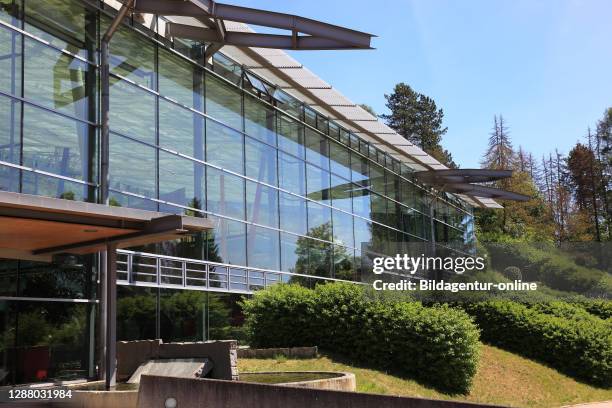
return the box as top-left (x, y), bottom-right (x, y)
top-left (166, 23), bottom-right (367, 49)
top-left (134, 0), bottom-right (373, 49)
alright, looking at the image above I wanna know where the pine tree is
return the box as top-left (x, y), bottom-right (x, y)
top-left (381, 83), bottom-right (455, 167)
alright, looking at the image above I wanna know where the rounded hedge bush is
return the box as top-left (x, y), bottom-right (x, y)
top-left (241, 283), bottom-right (480, 394)
top-left (502, 266), bottom-right (522, 281)
top-left (465, 300), bottom-right (612, 387)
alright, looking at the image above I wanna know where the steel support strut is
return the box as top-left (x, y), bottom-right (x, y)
top-left (99, 0), bottom-right (135, 391)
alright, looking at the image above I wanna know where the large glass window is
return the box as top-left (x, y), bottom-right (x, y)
top-left (206, 75), bottom-right (242, 131)
top-left (246, 181), bottom-right (278, 228)
top-left (307, 201), bottom-right (332, 239)
top-left (279, 192), bottom-right (307, 235)
top-left (329, 141), bottom-right (351, 180)
top-left (278, 152), bottom-right (305, 195)
top-left (160, 289), bottom-right (206, 343)
top-left (159, 151), bottom-right (204, 209)
top-left (106, 21), bottom-right (156, 89)
top-left (245, 138), bottom-right (277, 185)
top-left (206, 167), bottom-right (245, 221)
top-left (280, 232), bottom-right (301, 273)
top-left (0, 94), bottom-right (20, 165)
top-left (332, 209), bottom-right (354, 248)
top-left (159, 99), bottom-right (204, 159)
top-left (277, 114), bottom-right (304, 159)
top-left (23, 38), bottom-right (96, 122)
top-left (207, 217), bottom-right (247, 266)
top-left (306, 164), bottom-right (330, 204)
top-left (117, 286), bottom-right (157, 341)
top-left (110, 79), bottom-right (156, 144)
top-left (158, 48), bottom-right (203, 109)
top-left (206, 119), bottom-right (243, 174)
top-left (247, 226), bottom-right (279, 270)
top-left (0, 26), bottom-right (22, 96)
top-left (305, 128), bottom-right (329, 170)
top-left (22, 105), bottom-right (95, 183)
top-left (109, 133), bottom-right (156, 198)
top-left (330, 174), bottom-right (352, 213)
top-left (350, 151), bottom-right (369, 185)
top-left (24, 0), bottom-right (97, 62)
top-left (244, 95), bottom-right (275, 145)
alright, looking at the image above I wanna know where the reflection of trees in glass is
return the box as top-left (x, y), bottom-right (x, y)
top-left (160, 290), bottom-right (206, 342)
top-left (293, 222), bottom-right (354, 281)
top-left (208, 293), bottom-right (233, 340)
top-left (117, 290), bottom-right (156, 341)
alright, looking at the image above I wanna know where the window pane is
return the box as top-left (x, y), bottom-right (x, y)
top-left (25, 0), bottom-right (96, 62)
top-left (330, 174), bottom-right (352, 213)
top-left (109, 133), bottom-right (155, 198)
top-left (159, 99), bottom-right (204, 159)
top-left (160, 289), bottom-right (206, 342)
top-left (244, 95), bottom-right (275, 145)
top-left (371, 192), bottom-right (387, 224)
top-left (350, 151), bottom-right (369, 185)
top-left (206, 75), bottom-right (242, 131)
top-left (278, 152), bottom-right (305, 195)
top-left (333, 209), bottom-right (354, 248)
top-left (206, 167), bottom-right (245, 220)
top-left (245, 137), bottom-right (277, 185)
top-left (354, 217), bottom-right (372, 250)
top-left (352, 187), bottom-right (371, 220)
top-left (308, 239), bottom-right (332, 278)
top-left (329, 141), bottom-right (351, 180)
top-left (0, 94), bottom-right (20, 165)
top-left (0, 25), bottom-right (21, 96)
top-left (305, 128), bottom-right (329, 170)
top-left (159, 151), bottom-right (204, 208)
top-left (22, 105), bottom-right (95, 182)
top-left (24, 38), bottom-right (96, 122)
top-left (22, 171), bottom-right (91, 201)
top-left (307, 201), bottom-right (332, 239)
top-left (369, 163), bottom-right (385, 195)
top-left (206, 119), bottom-right (243, 174)
top-left (207, 217), bottom-right (247, 266)
top-left (277, 114), bottom-right (304, 158)
top-left (159, 48), bottom-right (203, 109)
top-left (247, 226), bottom-right (279, 270)
top-left (0, 164), bottom-right (19, 193)
top-left (246, 181), bottom-right (278, 228)
top-left (306, 164), bottom-right (330, 205)
top-left (106, 21), bottom-right (155, 89)
top-left (334, 246), bottom-right (354, 281)
top-left (279, 192), bottom-right (307, 235)
top-left (118, 286), bottom-right (157, 341)
top-left (110, 79), bottom-right (156, 144)
top-left (280, 232), bottom-right (300, 273)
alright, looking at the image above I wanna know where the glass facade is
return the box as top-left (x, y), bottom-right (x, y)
top-left (0, 0), bottom-right (475, 385)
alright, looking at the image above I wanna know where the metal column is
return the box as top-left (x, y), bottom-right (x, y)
top-left (104, 244), bottom-right (118, 389)
top-left (99, 0), bottom-right (135, 391)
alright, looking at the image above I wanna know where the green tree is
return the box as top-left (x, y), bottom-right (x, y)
top-left (358, 103), bottom-right (377, 116)
top-left (381, 83), bottom-right (456, 167)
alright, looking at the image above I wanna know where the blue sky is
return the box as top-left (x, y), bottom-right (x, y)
top-left (230, 0), bottom-right (612, 168)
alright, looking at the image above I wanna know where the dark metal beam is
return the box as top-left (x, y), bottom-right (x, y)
top-left (442, 183), bottom-right (531, 201)
top-left (166, 23), bottom-right (368, 49)
top-left (134, 0), bottom-right (373, 49)
top-left (104, 243), bottom-right (117, 391)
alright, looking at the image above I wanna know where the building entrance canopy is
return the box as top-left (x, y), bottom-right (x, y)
top-left (0, 192), bottom-right (213, 262)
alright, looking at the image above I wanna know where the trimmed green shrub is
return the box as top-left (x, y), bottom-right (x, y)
top-left (241, 283), bottom-right (480, 394)
top-left (465, 300), bottom-right (612, 387)
top-left (570, 298), bottom-right (612, 320)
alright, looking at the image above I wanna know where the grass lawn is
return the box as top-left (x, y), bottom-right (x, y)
top-left (238, 344), bottom-right (612, 408)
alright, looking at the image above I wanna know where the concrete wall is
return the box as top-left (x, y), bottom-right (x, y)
top-left (237, 346), bottom-right (318, 359)
top-left (117, 340), bottom-right (238, 381)
top-left (137, 375), bottom-right (507, 408)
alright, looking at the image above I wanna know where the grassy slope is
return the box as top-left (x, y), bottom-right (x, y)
top-left (238, 344), bottom-right (612, 408)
